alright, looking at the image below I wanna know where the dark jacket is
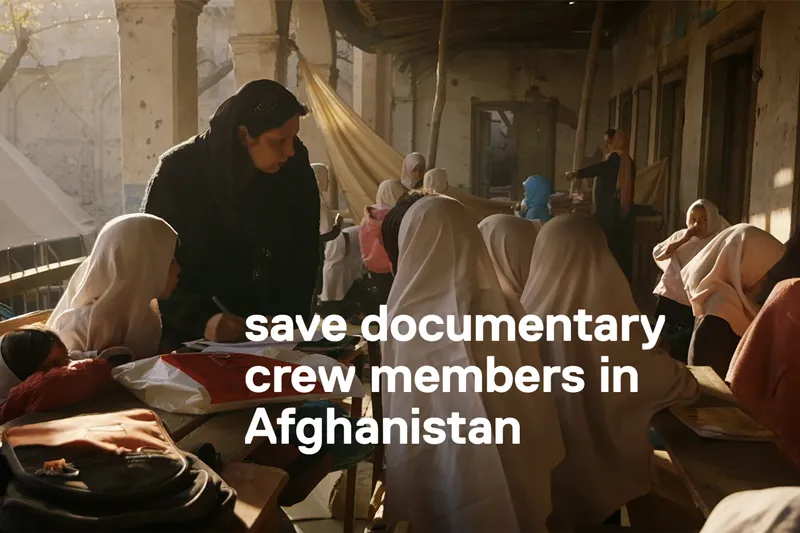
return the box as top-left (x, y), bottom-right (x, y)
top-left (142, 135), bottom-right (320, 348)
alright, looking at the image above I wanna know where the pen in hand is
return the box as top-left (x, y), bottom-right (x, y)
top-left (212, 296), bottom-right (231, 315)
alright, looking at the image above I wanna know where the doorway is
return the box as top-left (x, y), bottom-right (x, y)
top-left (472, 101), bottom-right (556, 200)
top-left (619, 89), bottom-right (633, 135)
top-left (701, 29), bottom-right (759, 224)
top-left (658, 68), bottom-right (686, 232)
top-left (634, 83), bottom-right (652, 170)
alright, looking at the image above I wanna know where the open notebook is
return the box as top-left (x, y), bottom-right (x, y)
top-left (670, 406), bottom-right (777, 442)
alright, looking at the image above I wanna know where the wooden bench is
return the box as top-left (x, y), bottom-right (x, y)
top-left (652, 366), bottom-right (800, 517)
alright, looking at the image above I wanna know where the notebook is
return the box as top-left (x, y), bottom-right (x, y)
top-left (669, 406), bottom-right (777, 442)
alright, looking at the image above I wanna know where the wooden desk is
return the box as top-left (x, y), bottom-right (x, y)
top-left (652, 366), bottom-right (800, 517)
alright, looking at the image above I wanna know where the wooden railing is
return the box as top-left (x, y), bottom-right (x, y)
top-left (0, 309), bottom-right (53, 335)
top-left (0, 257), bottom-right (84, 316)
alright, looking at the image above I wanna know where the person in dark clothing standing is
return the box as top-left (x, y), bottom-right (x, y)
top-left (141, 80), bottom-right (320, 350)
top-left (567, 129), bottom-right (636, 281)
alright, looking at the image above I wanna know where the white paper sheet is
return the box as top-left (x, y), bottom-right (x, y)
top-left (183, 329), bottom-right (326, 352)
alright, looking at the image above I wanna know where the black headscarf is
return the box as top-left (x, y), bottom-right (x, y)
top-left (198, 80), bottom-right (309, 229)
top-left (758, 227), bottom-right (800, 304)
top-left (0, 327), bottom-right (62, 381)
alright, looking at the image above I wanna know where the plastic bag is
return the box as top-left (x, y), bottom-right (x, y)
top-left (111, 348), bottom-right (365, 415)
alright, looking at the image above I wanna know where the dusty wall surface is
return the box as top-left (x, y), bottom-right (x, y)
top-left (411, 48), bottom-right (613, 194)
top-left (611, 0), bottom-right (800, 241)
top-left (0, 1), bottom-right (237, 227)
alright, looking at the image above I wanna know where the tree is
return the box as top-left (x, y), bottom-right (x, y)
top-left (0, 1), bottom-right (232, 97)
top-left (0, 0), bottom-right (114, 93)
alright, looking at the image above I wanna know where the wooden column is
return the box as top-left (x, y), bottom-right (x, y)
top-left (425, 0), bottom-right (452, 168)
top-left (572, 0), bottom-right (605, 170)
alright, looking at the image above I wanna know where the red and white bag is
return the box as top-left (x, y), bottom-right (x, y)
top-left (111, 349), bottom-right (365, 415)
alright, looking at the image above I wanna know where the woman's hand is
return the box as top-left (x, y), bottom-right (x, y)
top-left (565, 170), bottom-right (579, 180)
top-left (204, 313), bottom-right (247, 342)
top-left (685, 224), bottom-right (702, 239)
top-left (664, 241), bottom-right (682, 256)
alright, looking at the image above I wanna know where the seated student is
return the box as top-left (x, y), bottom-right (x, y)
top-left (519, 175), bottom-right (552, 222)
top-left (699, 487), bottom-right (800, 532)
top-left (681, 224), bottom-right (785, 379)
top-left (652, 200), bottom-right (729, 362)
top-left (318, 225), bottom-right (365, 318)
top-left (380, 194), bottom-right (565, 533)
top-left (376, 178), bottom-right (408, 208)
top-left (47, 214), bottom-right (180, 359)
top-left (755, 225), bottom-right (800, 305)
top-left (312, 163), bottom-right (342, 308)
top-left (333, 180), bottom-right (407, 323)
top-left (399, 152), bottom-right (426, 190)
top-left (727, 278), bottom-right (800, 470)
top-left (519, 214), bottom-right (699, 531)
top-left (478, 214), bottom-right (542, 305)
top-left (355, 205), bottom-right (393, 314)
top-left (381, 189), bottom-right (438, 273)
top-left (0, 327), bottom-right (128, 422)
top-left (422, 168), bottom-right (448, 193)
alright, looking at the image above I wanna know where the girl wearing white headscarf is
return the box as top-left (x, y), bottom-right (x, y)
top-left (478, 214), bottom-right (542, 304)
top-left (519, 214), bottom-right (699, 531)
top-left (422, 168), bottom-right (448, 193)
top-left (47, 214), bottom-right (180, 360)
top-left (320, 226), bottom-right (365, 305)
top-left (681, 223), bottom-right (785, 378)
top-left (382, 195), bottom-right (565, 533)
top-left (700, 487), bottom-right (800, 532)
top-left (375, 179), bottom-right (408, 208)
top-left (399, 152), bottom-right (426, 190)
top-left (652, 200), bottom-right (730, 362)
top-left (312, 163), bottom-right (336, 236)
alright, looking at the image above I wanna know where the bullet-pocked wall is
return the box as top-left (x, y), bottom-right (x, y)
top-left (611, 0), bottom-right (800, 242)
top-left (410, 47), bottom-right (613, 195)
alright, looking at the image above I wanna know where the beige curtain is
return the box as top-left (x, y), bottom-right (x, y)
top-left (634, 157), bottom-right (669, 209)
top-left (296, 53), bottom-right (514, 223)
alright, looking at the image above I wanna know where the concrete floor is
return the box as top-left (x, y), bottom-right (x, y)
top-left (280, 388), bottom-right (376, 533)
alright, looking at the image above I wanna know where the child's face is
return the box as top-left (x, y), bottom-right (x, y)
top-left (687, 205), bottom-right (709, 236)
top-left (160, 257), bottom-right (182, 299)
top-left (40, 342), bottom-right (69, 371)
top-left (411, 164), bottom-right (425, 182)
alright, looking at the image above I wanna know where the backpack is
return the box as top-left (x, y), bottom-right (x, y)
top-left (0, 408), bottom-right (236, 532)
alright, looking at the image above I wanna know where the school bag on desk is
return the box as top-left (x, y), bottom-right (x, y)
top-left (0, 408), bottom-right (236, 532)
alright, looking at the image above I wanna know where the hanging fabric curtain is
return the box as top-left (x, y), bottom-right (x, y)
top-left (296, 51), bottom-right (514, 223)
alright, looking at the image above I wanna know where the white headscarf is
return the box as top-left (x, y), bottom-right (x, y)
top-left (320, 226), bottom-right (364, 302)
top-left (383, 195), bottom-right (565, 533)
top-left (653, 199), bottom-right (730, 305)
top-left (376, 179), bottom-right (407, 208)
top-left (681, 223), bottom-right (785, 337)
top-left (423, 168), bottom-right (448, 193)
top-left (400, 152), bottom-right (426, 190)
top-left (519, 214), bottom-right (699, 529)
top-left (46, 214), bottom-right (178, 359)
top-left (312, 163), bottom-right (335, 235)
top-left (700, 487), bottom-right (800, 532)
top-left (478, 214), bottom-right (542, 304)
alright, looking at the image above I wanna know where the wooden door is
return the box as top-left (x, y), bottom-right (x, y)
top-left (514, 101), bottom-right (556, 201)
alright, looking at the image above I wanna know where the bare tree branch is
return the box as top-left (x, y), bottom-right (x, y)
top-left (0, 27), bottom-right (29, 93)
top-left (198, 58), bottom-right (232, 96)
top-left (31, 16), bottom-right (114, 35)
top-left (0, 14), bottom-right (114, 94)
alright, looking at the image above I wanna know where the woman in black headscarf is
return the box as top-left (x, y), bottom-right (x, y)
top-left (142, 80), bottom-right (320, 350)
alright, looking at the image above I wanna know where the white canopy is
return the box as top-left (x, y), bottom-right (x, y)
top-left (0, 134), bottom-right (95, 249)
